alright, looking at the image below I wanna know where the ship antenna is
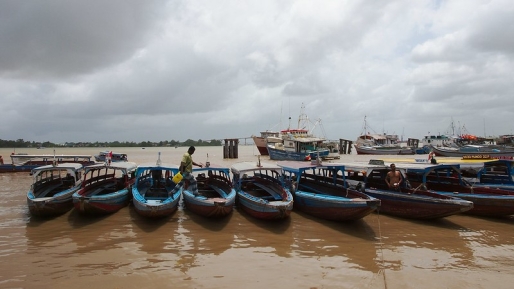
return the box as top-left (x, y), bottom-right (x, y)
top-left (156, 152), bottom-right (162, 166)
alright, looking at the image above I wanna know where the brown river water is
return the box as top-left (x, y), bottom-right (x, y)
top-left (0, 146), bottom-right (513, 289)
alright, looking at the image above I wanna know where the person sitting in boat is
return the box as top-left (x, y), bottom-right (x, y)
top-left (385, 163), bottom-right (402, 191)
top-left (0, 155), bottom-right (3, 165)
top-left (152, 170), bottom-right (163, 188)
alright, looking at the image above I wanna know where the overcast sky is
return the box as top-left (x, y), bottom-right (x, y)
top-left (1, 0), bottom-right (513, 144)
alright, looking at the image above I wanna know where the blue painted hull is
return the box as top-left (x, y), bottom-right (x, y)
top-left (73, 189), bottom-right (131, 215)
top-left (268, 147), bottom-right (329, 161)
top-left (364, 188), bottom-right (473, 219)
top-left (293, 191), bottom-right (380, 221)
top-left (132, 189), bottom-right (181, 218)
top-left (237, 190), bottom-right (293, 220)
top-left (183, 189), bottom-right (236, 218)
top-left (432, 191), bottom-right (514, 217)
top-left (27, 187), bottom-right (79, 217)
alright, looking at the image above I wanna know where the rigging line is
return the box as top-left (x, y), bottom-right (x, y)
top-left (367, 210), bottom-right (388, 289)
top-left (377, 211), bottom-right (388, 289)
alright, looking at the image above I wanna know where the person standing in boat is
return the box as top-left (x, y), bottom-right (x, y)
top-left (106, 151), bottom-right (113, 165)
top-left (171, 146), bottom-right (203, 196)
top-left (385, 163), bottom-right (402, 191)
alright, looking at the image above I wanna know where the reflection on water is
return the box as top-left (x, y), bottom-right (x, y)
top-left (373, 216), bottom-right (474, 272)
top-left (290, 210), bottom-right (380, 272)
top-left (2, 147), bottom-right (514, 288)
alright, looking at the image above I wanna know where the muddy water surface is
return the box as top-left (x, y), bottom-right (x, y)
top-left (1, 146), bottom-right (513, 289)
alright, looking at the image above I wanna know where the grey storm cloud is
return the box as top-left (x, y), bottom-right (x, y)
top-left (0, 0), bottom-right (167, 79)
top-left (1, 0), bottom-right (513, 143)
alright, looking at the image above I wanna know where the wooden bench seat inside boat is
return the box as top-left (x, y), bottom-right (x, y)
top-left (37, 183), bottom-right (64, 198)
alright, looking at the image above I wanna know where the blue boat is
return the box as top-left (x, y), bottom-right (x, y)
top-left (231, 161), bottom-right (293, 220)
top-left (132, 154), bottom-right (181, 218)
top-left (402, 163), bottom-right (514, 217)
top-left (278, 161), bottom-right (380, 221)
top-left (181, 164), bottom-right (237, 218)
top-left (1, 153), bottom-right (94, 173)
top-left (94, 151), bottom-right (128, 162)
top-left (344, 161), bottom-right (473, 219)
top-left (474, 159), bottom-right (514, 190)
top-left (27, 163), bottom-right (85, 217)
top-left (267, 133), bottom-right (329, 161)
top-left (73, 162), bottom-right (137, 215)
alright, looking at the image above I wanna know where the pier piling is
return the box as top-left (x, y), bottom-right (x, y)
top-left (339, 139), bottom-right (353, 155)
top-left (223, 139), bottom-right (239, 159)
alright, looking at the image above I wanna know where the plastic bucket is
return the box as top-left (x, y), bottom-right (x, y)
top-left (172, 172), bottom-right (183, 184)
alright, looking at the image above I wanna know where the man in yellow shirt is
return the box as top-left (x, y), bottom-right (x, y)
top-left (172, 146), bottom-right (203, 196)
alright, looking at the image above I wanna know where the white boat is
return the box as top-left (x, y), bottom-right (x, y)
top-left (252, 103), bottom-right (329, 157)
top-left (431, 144), bottom-right (514, 158)
top-left (421, 134), bottom-right (460, 148)
top-left (267, 132), bottom-right (329, 161)
top-left (94, 151), bottom-right (128, 162)
top-left (1, 153), bottom-right (94, 173)
top-left (252, 131), bottom-right (281, 156)
top-left (27, 163), bottom-right (85, 217)
top-left (354, 117), bottom-right (414, 155)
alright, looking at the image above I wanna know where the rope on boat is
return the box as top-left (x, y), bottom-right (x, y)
top-left (367, 210), bottom-right (388, 289)
top-left (411, 183), bottom-right (426, 194)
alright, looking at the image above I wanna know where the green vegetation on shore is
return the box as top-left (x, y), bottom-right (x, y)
top-left (0, 138), bottom-right (223, 148)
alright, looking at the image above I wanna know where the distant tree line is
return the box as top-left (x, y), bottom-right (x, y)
top-left (0, 138), bottom-right (223, 148)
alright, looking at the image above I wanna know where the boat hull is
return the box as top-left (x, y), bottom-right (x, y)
top-left (132, 188), bottom-right (181, 218)
top-left (237, 193), bottom-right (293, 220)
top-left (27, 192), bottom-right (75, 217)
top-left (73, 189), bottom-right (130, 215)
top-left (27, 164), bottom-right (85, 217)
top-left (364, 189), bottom-right (473, 219)
top-left (432, 191), bottom-right (514, 217)
top-left (183, 190), bottom-right (236, 218)
top-left (293, 192), bottom-right (379, 221)
top-left (431, 145), bottom-right (514, 158)
top-left (252, 136), bottom-right (269, 156)
top-left (408, 180), bottom-right (514, 217)
top-left (355, 146), bottom-right (414, 155)
top-left (268, 146), bottom-right (329, 161)
top-left (231, 162), bottom-right (294, 220)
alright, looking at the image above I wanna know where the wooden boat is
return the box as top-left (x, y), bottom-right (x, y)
top-left (430, 144), bottom-right (514, 159)
top-left (277, 161), bottom-right (380, 221)
top-left (259, 103), bottom-right (330, 161)
top-left (402, 163), bottom-right (514, 217)
top-left (27, 163), bottom-right (85, 217)
top-left (252, 131), bottom-right (281, 156)
top-left (267, 132), bottom-right (329, 161)
top-left (473, 159), bottom-right (514, 189)
top-left (344, 161), bottom-right (473, 219)
top-left (354, 144), bottom-right (414, 155)
top-left (231, 161), bottom-right (293, 220)
top-left (94, 151), bottom-right (128, 162)
top-left (1, 153), bottom-right (94, 173)
top-left (354, 116), bottom-right (414, 155)
top-left (73, 162), bottom-right (137, 215)
top-left (181, 164), bottom-right (237, 218)
top-left (131, 156), bottom-right (181, 218)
